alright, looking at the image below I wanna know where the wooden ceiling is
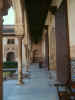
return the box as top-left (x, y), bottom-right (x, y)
top-left (25, 0), bottom-right (52, 43)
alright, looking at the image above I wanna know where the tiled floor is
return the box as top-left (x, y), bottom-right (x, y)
top-left (3, 64), bottom-right (59, 100)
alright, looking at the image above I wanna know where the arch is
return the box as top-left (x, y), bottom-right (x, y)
top-left (11, 0), bottom-right (25, 35)
top-left (6, 52), bottom-right (15, 62)
top-left (32, 49), bottom-right (39, 63)
top-left (3, 0), bottom-right (25, 35)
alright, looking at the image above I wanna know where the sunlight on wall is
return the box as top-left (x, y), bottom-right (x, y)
top-left (68, 0), bottom-right (75, 46)
top-left (3, 7), bottom-right (15, 25)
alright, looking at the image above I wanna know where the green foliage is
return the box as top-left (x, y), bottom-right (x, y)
top-left (3, 61), bottom-right (18, 69)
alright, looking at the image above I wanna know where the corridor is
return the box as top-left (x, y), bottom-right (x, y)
top-left (3, 64), bottom-right (58, 100)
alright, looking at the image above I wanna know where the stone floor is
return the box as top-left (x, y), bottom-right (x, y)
top-left (3, 64), bottom-right (59, 100)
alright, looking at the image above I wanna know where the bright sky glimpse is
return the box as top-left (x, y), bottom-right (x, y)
top-left (3, 7), bottom-right (15, 25)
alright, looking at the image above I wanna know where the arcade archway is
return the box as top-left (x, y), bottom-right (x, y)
top-left (6, 52), bottom-right (15, 62)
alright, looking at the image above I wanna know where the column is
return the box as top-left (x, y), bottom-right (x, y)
top-left (0, 15), bottom-right (3, 100)
top-left (51, 26), bottom-right (56, 70)
top-left (24, 45), bottom-right (29, 72)
top-left (26, 46), bottom-right (29, 72)
top-left (48, 13), bottom-right (56, 70)
top-left (55, 2), bottom-right (70, 83)
top-left (53, 27), bottom-right (56, 69)
top-left (48, 26), bottom-right (51, 70)
top-left (17, 37), bottom-right (24, 84)
top-left (48, 25), bottom-right (53, 70)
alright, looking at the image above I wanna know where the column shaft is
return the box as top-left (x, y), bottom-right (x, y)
top-left (0, 16), bottom-right (3, 100)
top-left (0, 37), bottom-right (3, 100)
top-left (26, 47), bottom-right (29, 72)
top-left (18, 38), bottom-right (24, 84)
top-left (48, 12), bottom-right (56, 70)
top-left (24, 45), bottom-right (29, 72)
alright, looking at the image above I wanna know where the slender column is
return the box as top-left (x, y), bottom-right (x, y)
top-left (48, 11), bottom-right (52, 70)
top-left (26, 47), bottom-right (29, 72)
top-left (0, 15), bottom-right (3, 100)
top-left (24, 45), bottom-right (27, 71)
top-left (49, 25), bottom-right (53, 70)
top-left (48, 25), bottom-right (51, 70)
top-left (24, 45), bottom-right (29, 72)
top-left (42, 31), bottom-right (46, 67)
top-left (53, 27), bottom-right (56, 69)
top-left (17, 37), bottom-right (24, 84)
top-left (51, 26), bottom-right (56, 70)
top-left (48, 13), bottom-right (56, 70)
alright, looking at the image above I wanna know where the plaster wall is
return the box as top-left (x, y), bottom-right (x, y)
top-left (67, 0), bottom-right (75, 58)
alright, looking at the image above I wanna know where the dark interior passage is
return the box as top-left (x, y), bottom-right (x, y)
top-left (6, 52), bottom-right (15, 62)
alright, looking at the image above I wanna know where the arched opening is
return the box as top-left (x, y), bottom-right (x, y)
top-left (6, 52), bottom-right (15, 62)
top-left (32, 49), bottom-right (39, 63)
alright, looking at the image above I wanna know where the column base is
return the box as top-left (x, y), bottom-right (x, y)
top-left (17, 81), bottom-right (24, 85)
top-left (26, 65), bottom-right (29, 72)
top-left (26, 70), bottom-right (29, 72)
top-left (49, 65), bottom-right (56, 70)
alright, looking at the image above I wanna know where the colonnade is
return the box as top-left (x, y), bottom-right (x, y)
top-left (0, 0), bottom-right (72, 100)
